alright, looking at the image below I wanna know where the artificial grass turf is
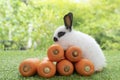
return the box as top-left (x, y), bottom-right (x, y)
top-left (0, 50), bottom-right (120, 80)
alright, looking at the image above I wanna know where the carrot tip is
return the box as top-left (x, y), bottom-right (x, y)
top-left (64, 66), bottom-right (70, 72)
top-left (84, 66), bottom-right (90, 72)
top-left (72, 51), bottom-right (78, 57)
top-left (53, 49), bottom-right (59, 55)
top-left (23, 65), bottom-right (31, 72)
top-left (43, 67), bottom-right (51, 74)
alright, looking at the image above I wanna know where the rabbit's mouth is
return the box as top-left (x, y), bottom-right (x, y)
top-left (53, 37), bottom-right (58, 42)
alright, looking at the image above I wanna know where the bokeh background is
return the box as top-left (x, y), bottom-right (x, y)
top-left (0, 0), bottom-right (120, 50)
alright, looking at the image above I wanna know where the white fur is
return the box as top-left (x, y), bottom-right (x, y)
top-left (53, 26), bottom-right (106, 71)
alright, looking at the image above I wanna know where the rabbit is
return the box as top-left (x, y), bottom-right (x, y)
top-left (53, 12), bottom-right (106, 72)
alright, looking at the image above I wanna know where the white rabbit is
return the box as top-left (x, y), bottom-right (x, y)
top-left (53, 12), bottom-right (106, 72)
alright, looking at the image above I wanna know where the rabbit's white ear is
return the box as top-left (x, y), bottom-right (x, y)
top-left (64, 12), bottom-right (73, 31)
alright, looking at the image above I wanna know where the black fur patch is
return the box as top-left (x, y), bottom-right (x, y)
top-left (58, 32), bottom-right (66, 38)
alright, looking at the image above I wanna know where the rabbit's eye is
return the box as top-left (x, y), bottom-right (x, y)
top-left (58, 32), bottom-right (66, 38)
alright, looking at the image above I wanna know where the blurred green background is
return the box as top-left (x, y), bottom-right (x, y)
top-left (0, 0), bottom-right (120, 50)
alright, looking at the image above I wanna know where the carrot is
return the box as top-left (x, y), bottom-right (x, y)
top-left (56, 59), bottom-right (74, 76)
top-left (65, 46), bottom-right (82, 62)
top-left (47, 44), bottom-right (64, 62)
top-left (37, 60), bottom-right (56, 78)
top-left (19, 58), bottom-right (40, 77)
top-left (75, 59), bottom-right (94, 76)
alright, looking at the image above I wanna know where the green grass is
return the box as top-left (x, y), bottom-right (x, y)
top-left (0, 50), bottom-right (120, 80)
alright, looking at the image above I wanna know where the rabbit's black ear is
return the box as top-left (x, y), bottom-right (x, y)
top-left (64, 12), bottom-right (73, 31)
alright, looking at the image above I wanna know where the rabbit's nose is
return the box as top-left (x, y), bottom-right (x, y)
top-left (53, 37), bottom-right (58, 42)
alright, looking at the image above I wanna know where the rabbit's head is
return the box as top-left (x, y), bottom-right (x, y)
top-left (53, 12), bottom-right (75, 49)
top-left (53, 12), bottom-right (73, 42)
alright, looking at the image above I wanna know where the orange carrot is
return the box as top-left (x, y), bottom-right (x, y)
top-left (19, 58), bottom-right (40, 77)
top-left (47, 44), bottom-right (64, 62)
top-left (56, 59), bottom-right (74, 76)
top-left (37, 60), bottom-right (56, 78)
top-left (75, 59), bottom-right (94, 76)
top-left (65, 46), bottom-right (82, 62)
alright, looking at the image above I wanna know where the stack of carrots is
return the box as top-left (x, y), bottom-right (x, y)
top-left (19, 44), bottom-right (95, 78)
